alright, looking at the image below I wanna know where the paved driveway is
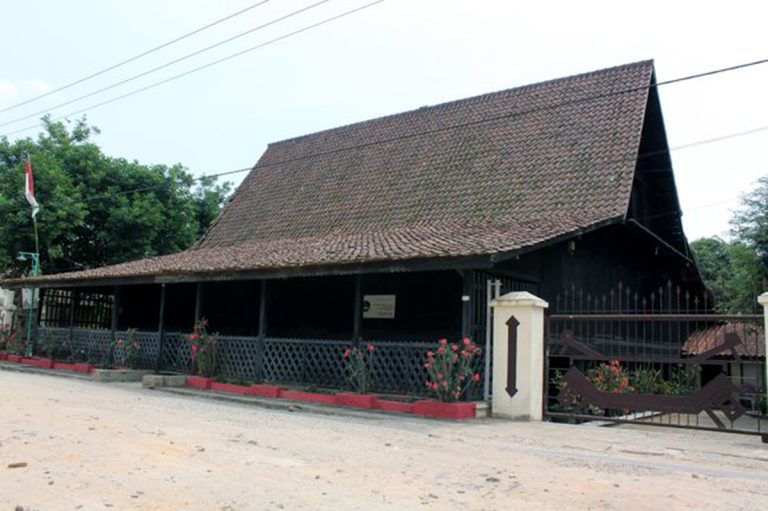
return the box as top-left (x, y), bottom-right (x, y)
top-left (1, 370), bottom-right (767, 510)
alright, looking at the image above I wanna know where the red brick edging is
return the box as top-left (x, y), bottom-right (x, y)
top-left (187, 377), bottom-right (477, 420)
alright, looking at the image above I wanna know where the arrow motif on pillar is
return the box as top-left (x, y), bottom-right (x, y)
top-left (506, 315), bottom-right (519, 397)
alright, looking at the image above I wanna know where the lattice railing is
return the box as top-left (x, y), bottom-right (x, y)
top-left (37, 327), bottom-right (485, 398)
top-left (114, 330), bottom-right (160, 368)
top-left (69, 328), bottom-right (112, 364)
top-left (161, 332), bottom-right (194, 373)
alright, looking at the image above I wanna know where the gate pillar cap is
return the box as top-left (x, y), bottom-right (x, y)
top-left (758, 292), bottom-right (768, 306)
top-left (491, 291), bottom-right (548, 309)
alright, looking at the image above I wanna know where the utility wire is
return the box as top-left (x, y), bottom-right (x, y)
top-left (75, 120), bottom-right (767, 212)
top-left (1, 0), bottom-right (385, 138)
top-left (0, 0), bottom-right (271, 115)
top-left (0, 0), bottom-right (332, 129)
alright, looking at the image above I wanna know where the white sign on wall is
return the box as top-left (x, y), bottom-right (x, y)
top-left (363, 295), bottom-right (396, 319)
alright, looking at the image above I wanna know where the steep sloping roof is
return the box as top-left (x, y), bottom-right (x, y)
top-left (5, 60), bottom-right (655, 286)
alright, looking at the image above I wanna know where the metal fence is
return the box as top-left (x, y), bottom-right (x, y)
top-left (546, 313), bottom-right (765, 438)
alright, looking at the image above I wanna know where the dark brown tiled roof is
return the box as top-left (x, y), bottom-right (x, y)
top-left (5, 61), bottom-right (654, 286)
top-left (683, 323), bottom-right (765, 358)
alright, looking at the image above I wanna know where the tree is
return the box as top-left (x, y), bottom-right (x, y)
top-left (0, 117), bottom-right (231, 277)
top-left (690, 237), bottom-right (762, 313)
top-left (690, 174), bottom-right (768, 313)
top-left (731, 174), bottom-right (768, 276)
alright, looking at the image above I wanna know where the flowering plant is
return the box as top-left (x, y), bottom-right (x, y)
top-left (115, 328), bottom-right (141, 369)
top-left (0, 323), bottom-right (15, 352)
top-left (189, 319), bottom-right (219, 377)
top-left (424, 338), bottom-right (482, 402)
top-left (587, 360), bottom-right (634, 394)
top-left (343, 342), bottom-right (376, 394)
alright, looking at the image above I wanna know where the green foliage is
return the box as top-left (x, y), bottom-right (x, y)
top-left (690, 173), bottom-right (768, 312)
top-left (691, 236), bottom-right (763, 313)
top-left (0, 117), bottom-right (231, 276)
top-left (189, 319), bottom-right (219, 378)
top-left (115, 329), bottom-right (141, 369)
top-left (731, 175), bottom-right (768, 272)
top-left (343, 343), bottom-right (376, 394)
top-left (630, 365), bottom-right (698, 395)
top-left (424, 338), bottom-right (482, 402)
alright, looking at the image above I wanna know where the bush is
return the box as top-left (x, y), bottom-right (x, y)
top-left (343, 343), bottom-right (376, 394)
top-left (189, 319), bottom-right (219, 377)
top-left (424, 338), bottom-right (482, 402)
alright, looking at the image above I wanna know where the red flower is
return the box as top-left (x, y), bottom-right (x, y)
top-left (343, 348), bottom-right (351, 359)
top-left (439, 339), bottom-right (448, 346)
top-left (463, 338), bottom-right (471, 345)
top-left (431, 382), bottom-right (439, 390)
top-left (437, 373), bottom-right (443, 380)
top-left (438, 346), bottom-right (445, 355)
top-left (424, 363), bottom-right (430, 369)
top-left (427, 350), bottom-right (434, 357)
top-left (451, 344), bottom-right (458, 352)
top-left (472, 373), bottom-right (481, 383)
top-left (367, 344), bottom-right (375, 353)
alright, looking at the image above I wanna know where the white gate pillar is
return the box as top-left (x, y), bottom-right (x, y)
top-left (491, 291), bottom-right (548, 420)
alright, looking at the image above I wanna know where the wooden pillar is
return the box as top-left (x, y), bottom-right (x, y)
top-left (352, 274), bottom-right (363, 346)
top-left (111, 286), bottom-right (120, 335)
top-left (461, 271), bottom-right (473, 339)
top-left (257, 280), bottom-right (268, 382)
top-left (155, 283), bottom-right (167, 372)
top-left (109, 286), bottom-right (121, 365)
top-left (194, 282), bottom-right (203, 325)
top-left (68, 288), bottom-right (78, 345)
top-left (258, 280), bottom-right (268, 338)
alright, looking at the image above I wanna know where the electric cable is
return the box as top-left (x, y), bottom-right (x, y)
top-left (0, 0), bottom-right (271, 114)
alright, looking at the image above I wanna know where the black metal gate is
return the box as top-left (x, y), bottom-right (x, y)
top-left (545, 312), bottom-right (766, 440)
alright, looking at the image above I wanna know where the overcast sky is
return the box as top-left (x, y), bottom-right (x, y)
top-left (1, 0), bottom-right (766, 241)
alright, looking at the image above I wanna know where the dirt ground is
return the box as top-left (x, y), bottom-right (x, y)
top-left (1, 370), bottom-right (767, 511)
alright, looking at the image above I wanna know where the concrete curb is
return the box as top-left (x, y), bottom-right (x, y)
top-left (158, 386), bottom-right (422, 421)
top-left (0, 361), bottom-right (91, 381)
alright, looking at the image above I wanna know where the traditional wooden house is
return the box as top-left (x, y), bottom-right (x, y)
top-left (2, 60), bottom-right (706, 397)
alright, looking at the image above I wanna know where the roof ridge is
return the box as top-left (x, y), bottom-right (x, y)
top-left (270, 59), bottom-right (654, 147)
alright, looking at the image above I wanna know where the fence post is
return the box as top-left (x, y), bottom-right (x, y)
top-left (155, 283), bottom-right (167, 373)
top-left (490, 291), bottom-right (548, 420)
top-left (759, 292), bottom-right (768, 412)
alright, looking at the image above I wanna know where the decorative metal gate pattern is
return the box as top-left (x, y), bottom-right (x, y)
top-left (545, 313), bottom-right (765, 438)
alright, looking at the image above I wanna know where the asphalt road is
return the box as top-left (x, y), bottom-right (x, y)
top-left (1, 369), bottom-right (767, 510)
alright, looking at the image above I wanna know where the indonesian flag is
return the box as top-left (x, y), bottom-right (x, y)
top-left (24, 157), bottom-right (39, 218)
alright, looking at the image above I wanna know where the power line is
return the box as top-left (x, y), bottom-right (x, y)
top-left (0, 0), bottom-right (332, 129)
top-left (7, 56), bottom-right (767, 211)
top-left (72, 119), bottom-right (768, 209)
top-left (1, 0), bottom-right (385, 138)
top-left (0, 0), bottom-right (271, 115)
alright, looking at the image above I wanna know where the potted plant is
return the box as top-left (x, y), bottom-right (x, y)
top-left (115, 329), bottom-right (141, 369)
top-left (415, 338), bottom-right (481, 419)
top-left (336, 343), bottom-right (378, 409)
top-left (187, 319), bottom-right (219, 390)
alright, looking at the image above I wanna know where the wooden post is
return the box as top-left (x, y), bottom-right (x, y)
top-left (110, 286), bottom-right (120, 366)
top-left (352, 274), bottom-right (362, 346)
top-left (155, 283), bottom-right (167, 372)
top-left (258, 280), bottom-right (268, 338)
top-left (68, 288), bottom-right (78, 346)
top-left (461, 271), bottom-right (472, 339)
top-left (257, 280), bottom-right (268, 382)
top-left (194, 282), bottom-right (203, 325)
